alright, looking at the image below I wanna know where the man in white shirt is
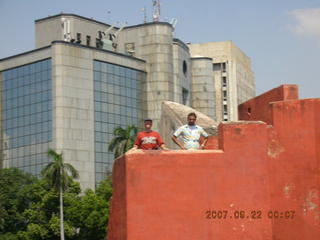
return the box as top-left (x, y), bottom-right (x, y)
top-left (172, 112), bottom-right (209, 150)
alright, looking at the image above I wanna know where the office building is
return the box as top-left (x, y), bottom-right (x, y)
top-left (0, 13), bottom-right (255, 189)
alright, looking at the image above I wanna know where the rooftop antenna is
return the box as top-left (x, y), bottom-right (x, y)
top-left (61, 18), bottom-right (71, 42)
top-left (141, 6), bottom-right (147, 23)
top-left (170, 18), bottom-right (178, 36)
top-left (170, 18), bottom-right (178, 28)
top-left (107, 10), bottom-right (111, 23)
top-left (152, 0), bottom-right (160, 22)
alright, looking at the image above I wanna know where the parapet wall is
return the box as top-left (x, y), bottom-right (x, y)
top-left (108, 85), bottom-right (319, 240)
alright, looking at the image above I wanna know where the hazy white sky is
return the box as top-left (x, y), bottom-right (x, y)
top-left (0, 0), bottom-right (319, 98)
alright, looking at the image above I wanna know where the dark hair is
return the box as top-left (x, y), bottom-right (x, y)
top-left (144, 118), bottom-right (153, 123)
top-left (187, 112), bottom-right (197, 118)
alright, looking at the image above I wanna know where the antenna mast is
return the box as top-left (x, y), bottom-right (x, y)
top-left (141, 6), bottom-right (147, 23)
top-left (152, 0), bottom-right (160, 22)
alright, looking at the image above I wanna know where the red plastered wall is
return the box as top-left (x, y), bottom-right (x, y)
top-left (265, 99), bottom-right (320, 239)
top-left (107, 85), bottom-right (319, 240)
top-left (238, 84), bottom-right (299, 124)
top-left (108, 122), bottom-right (273, 240)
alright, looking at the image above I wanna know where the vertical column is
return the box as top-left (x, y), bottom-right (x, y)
top-left (191, 57), bottom-right (215, 119)
top-left (51, 43), bottom-right (95, 190)
top-left (139, 23), bottom-right (174, 131)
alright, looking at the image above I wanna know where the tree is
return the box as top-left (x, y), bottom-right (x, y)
top-left (41, 149), bottom-right (79, 240)
top-left (0, 167), bottom-right (111, 240)
top-left (108, 125), bottom-right (138, 158)
top-left (0, 168), bottom-right (36, 237)
top-left (65, 177), bottom-right (113, 240)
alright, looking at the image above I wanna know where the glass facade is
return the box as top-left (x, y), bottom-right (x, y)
top-left (93, 60), bottom-right (144, 183)
top-left (1, 59), bottom-right (52, 175)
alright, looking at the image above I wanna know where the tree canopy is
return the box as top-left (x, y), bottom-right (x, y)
top-left (108, 125), bottom-right (138, 158)
top-left (0, 168), bottom-right (112, 240)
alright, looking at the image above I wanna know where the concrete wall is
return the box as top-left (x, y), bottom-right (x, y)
top-left (172, 39), bottom-right (192, 105)
top-left (0, 48), bottom-right (51, 71)
top-left (118, 23), bottom-right (174, 130)
top-left (108, 85), bottom-right (319, 240)
top-left (51, 42), bottom-right (96, 190)
top-left (191, 57), bottom-right (215, 119)
top-left (188, 41), bottom-right (255, 121)
top-left (212, 64), bottom-right (223, 121)
top-left (36, 14), bottom-right (115, 49)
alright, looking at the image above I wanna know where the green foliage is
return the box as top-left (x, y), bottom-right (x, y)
top-left (0, 168), bottom-right (37, 234)
top-left (41, 149), bottom-right (80, 240)
top-left (0, 168), bottom-right (112, 240)
top-left (108, 125), bottom-right (138, 158)
top-left (42, 149), bottom-right (79, 192)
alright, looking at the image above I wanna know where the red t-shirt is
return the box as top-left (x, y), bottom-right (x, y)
top-left (134, 131), bottom-right (164, 150)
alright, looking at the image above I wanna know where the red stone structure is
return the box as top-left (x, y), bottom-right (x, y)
top-left (108, 85), bottom-right (319, 240)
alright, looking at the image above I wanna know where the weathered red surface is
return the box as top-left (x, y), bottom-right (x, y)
top-left (238, 84), bottom-right (299, 124)
top-left (203, 135), bottom-right (219, 150)
top-left (108, 85), bottom-right (319, 240)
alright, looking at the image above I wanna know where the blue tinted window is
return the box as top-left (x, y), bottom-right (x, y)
top-left (1, 59), bottom-right (52, 176)
top-left (93, 60), bottom-right (145, 183)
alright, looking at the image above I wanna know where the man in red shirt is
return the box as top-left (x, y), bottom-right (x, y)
top-left (133, 119), bottom-right (167, 150)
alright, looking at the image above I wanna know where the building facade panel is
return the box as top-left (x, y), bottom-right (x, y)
top-left (1, 59), bottom-right (53, 175)
top-left (191, 58), bottom-right (215, 119)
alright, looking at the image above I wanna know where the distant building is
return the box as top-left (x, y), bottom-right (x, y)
top-left (189, 42), bottom-right (255, 121)
top-left (0, 13), bottom-right (255, 189)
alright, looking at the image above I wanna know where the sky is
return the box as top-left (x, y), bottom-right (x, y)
top-left (0, 0), bottom-right (319, 98)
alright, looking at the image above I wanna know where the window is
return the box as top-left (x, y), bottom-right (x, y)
top-left (125, 43), bottom-right (135, 56)
top-left (182, 88), bottom-right (189, 105)
top-left (222, 62), bottom-right (227, 72)
top-left (222, 76), bottom-right (227, 86)
top-left (86, 35), bottom-right (91, 46)
top-left (93, 60), bottom-right (145, 183)
top-left (76, 33), bottom-right (81, 44)
top-left (223, 90), bottom-right (227, 98)
top-left (183, 60), bottom-right (187, 76)
top-left (1, 59), bottom-right (52, 176)
top-left (223, 104), bottom-right (228, 112)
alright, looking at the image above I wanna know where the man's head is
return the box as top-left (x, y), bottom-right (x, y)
top-left (144, 118), bottom-right (153, 131)
top-left (187, 112), bottom-right (197, 126)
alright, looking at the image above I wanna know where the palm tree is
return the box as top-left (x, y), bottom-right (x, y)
top-left (108, 125), bottom-right (138, 158)
top-left (41, 149), bottom-right (79, 240)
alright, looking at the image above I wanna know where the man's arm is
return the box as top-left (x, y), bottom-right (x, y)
top-left (159, 144), bottom-right (168, 150)
top-left (132, 133), bottom-right (141, 149)
top-left (200, 137), bottom-right (208, 149)
top-left (200, 128), bottom-right (209, 149)
top-left (156, 132), bottom-right (168, 150)
top-left (172, 136), bottom-right (186, 150)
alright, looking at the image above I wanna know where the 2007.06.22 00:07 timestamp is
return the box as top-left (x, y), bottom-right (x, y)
top-left (205, 210), bottom-right (295, 220)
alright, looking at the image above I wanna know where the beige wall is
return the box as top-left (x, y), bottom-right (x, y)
top-left (191, 58), bottom-right (215, 119)
top-left (172, 40), bottom-right (192, 105)
top-left (36, 15), bottom-right (115, 49)
top-left (118, 23), bottom-right (174, 130)
top-left (189, 41), bottom-right (255, 121)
